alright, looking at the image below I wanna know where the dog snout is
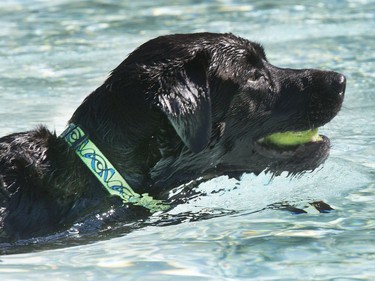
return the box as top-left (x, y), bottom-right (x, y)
top-left (307, 70), bottom-right (346, 102)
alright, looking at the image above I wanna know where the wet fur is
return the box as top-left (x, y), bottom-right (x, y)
top-left (0, 33), bottom-right (345, 241)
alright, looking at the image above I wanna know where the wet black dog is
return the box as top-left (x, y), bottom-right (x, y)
top-left (0, 33), bottom-right (345, 241)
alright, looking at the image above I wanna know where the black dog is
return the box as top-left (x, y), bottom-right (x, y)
top-left (0, 33), bottom-right (345, 242)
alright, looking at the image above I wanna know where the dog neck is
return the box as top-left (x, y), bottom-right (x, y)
top-left (69, 84), bottom-right (162, 190)
top-left (59, 123), bottom-right (169, 212)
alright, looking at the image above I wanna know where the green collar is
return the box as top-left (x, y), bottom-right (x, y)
top-left (60, 123), bottom-right (169, 213)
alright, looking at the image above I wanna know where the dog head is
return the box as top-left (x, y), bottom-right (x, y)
top-left (105, 33), bottom-right (345, 186)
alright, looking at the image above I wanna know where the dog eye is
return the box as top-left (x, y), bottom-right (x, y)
top-left (247, 70), bottom-right (264, 83)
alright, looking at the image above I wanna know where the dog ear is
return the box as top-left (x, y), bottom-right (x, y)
top-left (157, 55), bottom-right (211, 153)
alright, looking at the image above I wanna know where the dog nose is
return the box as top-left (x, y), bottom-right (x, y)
top-left (332, 73), bottom-right (346, 97)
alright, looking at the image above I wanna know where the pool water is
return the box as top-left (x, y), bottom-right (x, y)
top-left (0, 0), bottom-right (374, 279)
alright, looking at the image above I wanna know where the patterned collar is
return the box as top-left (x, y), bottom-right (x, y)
top-left (60, 123), bottom-right (169, 213)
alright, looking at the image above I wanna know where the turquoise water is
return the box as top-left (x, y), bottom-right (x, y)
top-left (0, 0), bottom-right (374, 279)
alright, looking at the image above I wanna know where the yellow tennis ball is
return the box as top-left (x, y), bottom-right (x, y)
top-left (263, 129), bottom-right (322, 146)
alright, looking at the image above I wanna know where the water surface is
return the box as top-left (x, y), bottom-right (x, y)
top-left (0, 0), bottom-right (374, 280)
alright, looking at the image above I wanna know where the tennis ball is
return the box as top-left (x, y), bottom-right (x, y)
top-left (263, 129), bottom-right (322, 147)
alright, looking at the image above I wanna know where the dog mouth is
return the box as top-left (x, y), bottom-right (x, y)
top-left (254, 128), bottom-right (329, 160)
